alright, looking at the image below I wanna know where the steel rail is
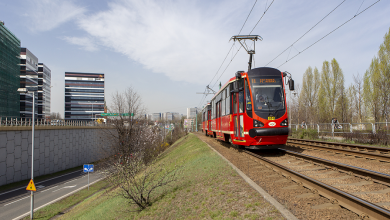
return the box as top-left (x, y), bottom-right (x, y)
top-left (288, 138), bottom-right (390, 153)
top-left (244, 150), bottom-right (390, 220)
top-left (279, 149), bottom-right (390, 186)
top-left (286, 139), bottom-right (390, 162)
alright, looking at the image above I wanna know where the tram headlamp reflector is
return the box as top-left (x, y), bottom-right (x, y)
top-left (280, 119), bottom-right (288, 126)
top-left (253, 120), bottom-right (264, 128)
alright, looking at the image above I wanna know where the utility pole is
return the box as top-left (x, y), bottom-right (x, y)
top-left (195, 107), bottom-right (198, 132)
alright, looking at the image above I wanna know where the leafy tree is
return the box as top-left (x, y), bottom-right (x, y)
top-left (378, 27), bottom-right (390, 122)
top-left (363, 57), bottom-right (381, 121)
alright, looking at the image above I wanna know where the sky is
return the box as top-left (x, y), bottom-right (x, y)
top-left (1, 0), bottom-right (390, 116)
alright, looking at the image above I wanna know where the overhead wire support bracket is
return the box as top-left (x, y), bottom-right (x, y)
top-left (196, 85), bottom-right (216, 95)
top-left (230, 35), bottom-right (262, 71)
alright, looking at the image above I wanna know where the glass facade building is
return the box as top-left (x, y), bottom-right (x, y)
top-left (38, 63), bottom-right (51, 119)
top-left (20, 48), bottom-right (38, 119)
top-left (65, 72), bottom-right (105, 120)
top-left (0, 21), bottom-right (21, 119)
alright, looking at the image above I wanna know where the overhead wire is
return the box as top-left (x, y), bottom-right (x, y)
top-left (265, 0), bottom-right (347, 66)
top-left (249, 0), bottom-right (275, 34)
top-left (207, 0), bottom-right (258, 88)
top-left (197, 0), bottom-right (259, 109)
top-left (210, 0), bottom-right (275, 90)
top-left (277, 0), bottom-right (381, 68)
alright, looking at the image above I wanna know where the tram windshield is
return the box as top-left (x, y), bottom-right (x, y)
top-left (249, 76), bottom-right (285, 114)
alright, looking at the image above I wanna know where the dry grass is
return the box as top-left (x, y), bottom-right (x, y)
top-left (57, 134), bottom-right (285, 219)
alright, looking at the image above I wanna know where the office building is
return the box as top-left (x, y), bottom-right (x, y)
top-left (19, 48), bottom-right (38, 118)
top-left (64, 72), bottom-right (105, 120)
top-left (187, 107), bottom-right (197, 119)
top-left (37, 63), bottom-right (51, 119)
top-left (0, 21), bottom-right (21, 119)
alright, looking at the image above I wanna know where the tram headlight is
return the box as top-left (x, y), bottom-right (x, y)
top-left (280, 119), bottom-right (288, 126)
top-left (253, 120), bottom-right (264, 128)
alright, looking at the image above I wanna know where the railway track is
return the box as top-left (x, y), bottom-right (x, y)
top-left (196, 133), bottom-right (390, 219)
top-left (286, 138), bottom-right (390, 163)
top-left (246, 149), bottom-right (390, 219)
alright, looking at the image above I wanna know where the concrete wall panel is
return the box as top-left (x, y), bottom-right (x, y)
top-left (0, 128), bottom-right (105, 186)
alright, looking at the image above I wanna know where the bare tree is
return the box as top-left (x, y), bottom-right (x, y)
top-left (50, 112), bottom-right (62, 119)
top-left (99, 87), bottom-right (184, 211)
top-left (353, 73), bottom-right (364, 123)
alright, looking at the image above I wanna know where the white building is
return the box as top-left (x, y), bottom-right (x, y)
top-left (187, 107), bottom-right (197, 119)
top-left (152, 113), bottom-right (161, 121)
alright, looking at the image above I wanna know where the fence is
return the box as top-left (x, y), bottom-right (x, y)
top-left (290, 122), bottom-right (390, 136)
top-left (0, 117), bottom-right (104, 127)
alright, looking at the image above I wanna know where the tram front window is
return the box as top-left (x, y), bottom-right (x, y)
top-left (253, 85), bottom-right (284, 111)
top-left (248, 75), bottom-right (285, 118)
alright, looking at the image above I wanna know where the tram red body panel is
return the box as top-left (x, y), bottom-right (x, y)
top-left (201, 67), bottom-right (290, 149)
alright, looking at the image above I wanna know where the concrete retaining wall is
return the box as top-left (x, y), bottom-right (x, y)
top-left (0, 128), bottom-right (105, 186)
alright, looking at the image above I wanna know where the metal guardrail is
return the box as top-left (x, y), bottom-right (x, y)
top-left (290, 122), bottom-right (390, 136)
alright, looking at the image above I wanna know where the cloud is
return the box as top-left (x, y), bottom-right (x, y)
top-left (26, 0), bottom-right (85, 32)
top-left (62, 36), bottom-right (99, 51)
top-left (74, 0), bottom-right (251, 84)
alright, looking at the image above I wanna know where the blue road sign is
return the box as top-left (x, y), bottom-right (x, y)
top-left (83, 164), bottom-right (94, 173)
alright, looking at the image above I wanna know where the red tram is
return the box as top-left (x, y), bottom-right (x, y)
top-left (201, 67), bottom-right (294, 149)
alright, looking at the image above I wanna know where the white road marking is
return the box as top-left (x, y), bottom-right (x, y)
top-left (0, 170), bottom-right (81, 196)
top-left (12, 178), bottom-right (104, 220)
top-left (52, 185), bottom-right (76, 192)
top-left (52, 188), bottom-right (63, 193)
top-left (36, 185), bottom-right (45, 189)
top-left (40, 186), bottom-right (58, 193)
top-left (4, 196), bottom-right (30, 206)
top-left (63, 179), bottom-right (78, 184)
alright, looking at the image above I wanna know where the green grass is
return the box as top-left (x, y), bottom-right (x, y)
top-left (21, 179), bottom-right (109, 220)
top-left (55, 134), bottom-right (285, 219)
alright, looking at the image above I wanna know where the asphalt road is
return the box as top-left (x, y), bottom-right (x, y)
top-left (0, 170), bottom-right (103, 220)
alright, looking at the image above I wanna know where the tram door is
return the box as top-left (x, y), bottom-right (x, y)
top-left (216, 101), bottom-right (221, 137)
top-left (218, 101), bottom-right (222, 137)
top-left (233, 82), bottom-right (244, 141)
top-left (207, 109), bottom-right (211, 132)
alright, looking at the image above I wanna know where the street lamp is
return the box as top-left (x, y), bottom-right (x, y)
top-left (88, 101), bottom-right (98, 122)
top-left (17, 87), bottom-right (35, 219)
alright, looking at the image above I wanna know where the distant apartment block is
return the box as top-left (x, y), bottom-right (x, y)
top-left (19, 48), bottom-right (38, 119)
top-left (187, 107), bottom-right (197, 119)
top-left (0, 21), bottom-right (21, 119)
top-left (151, 113), bottom-right (161, 121)
top-left (38, 63), bottom-right (51, 119)
top-left (162, 112), bottom-right (173, 121)
top-left (64, 72), bottom-right (105, 120)
top-left (172, 112), bottom-right (181, 120)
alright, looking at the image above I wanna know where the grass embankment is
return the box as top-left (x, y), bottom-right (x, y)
top-left (55, 134), bottom-right (284, 219)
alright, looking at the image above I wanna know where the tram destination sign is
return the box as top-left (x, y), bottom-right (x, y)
top-left (101, 113), bottom-right (134, 116)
